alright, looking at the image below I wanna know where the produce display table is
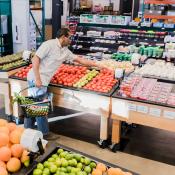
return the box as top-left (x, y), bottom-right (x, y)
top-left (110, 96), bottom-right (175, 152)
top-left (9, 77), bottom-right (112, 145)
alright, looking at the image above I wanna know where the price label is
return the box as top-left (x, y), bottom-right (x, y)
top-left (149, 108), bottom-right (161, 117)
top-left (128, 103), bottom-right (137, 111)
top-left (164, 111), bottom-right (175, 120)
top-left (137, 105), bottom-right (148, 114)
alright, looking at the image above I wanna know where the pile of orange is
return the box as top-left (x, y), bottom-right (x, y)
top-left (92, 163), bottom-right (133, 175)
top-left (0, 119), bottom-right (29, 175)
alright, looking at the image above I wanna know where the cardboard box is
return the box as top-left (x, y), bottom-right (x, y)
top-left (80, 0), bottom-right (92, 8)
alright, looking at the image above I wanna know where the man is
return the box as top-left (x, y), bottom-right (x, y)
top-left (26, 28), bottom-right (105, 140)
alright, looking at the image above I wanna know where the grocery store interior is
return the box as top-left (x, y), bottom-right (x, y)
top-left (0, 0), bottom-right (175, 175)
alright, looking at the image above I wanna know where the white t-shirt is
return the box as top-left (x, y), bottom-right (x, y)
top-left (27, 38), bottom-right (75, 86)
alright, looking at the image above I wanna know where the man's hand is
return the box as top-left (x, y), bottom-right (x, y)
top-left (35, 79), bottom-right (42, 88)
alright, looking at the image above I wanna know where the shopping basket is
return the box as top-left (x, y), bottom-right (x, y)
top-left (14, 86), bottom-right (52, 118)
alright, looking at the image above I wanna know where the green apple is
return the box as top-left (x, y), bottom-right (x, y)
top-left (77, 163), bottom-right (83, 169)
top-left (77, 171), bottom-right (85, 175)
top-left (60, 151), bottom-right (68, 158)
top-left (84, 166), bottom-right (91, 173)
top-left (55, 158), bottom-right (62, 167)
top-left (80, 158), bottom-right (85, 164)
top-left (33, 169), bottom-right (42, 175)
top-left (49, 164), bottom-right (57, 173)
top-left (84, 158), bottom-right (90, 165)
top-left (44, 161), bottom-right (49, 168)
top-left (57, 149), bottom-right (64, 155)
top-left (48, 157), bottom-right (55, 162)
top-left (42, 168), bottom-right (50, 175)
top-left (60, 172), bottom-right (66, 175)
top-left (66, 166), bottom-right (72, 173)
top-left (24, 159), bottom-right (30, 167)
top-left (71, 168), bottom-right (80, 173)
top-left (37, 163), bottom-right (44, 170)
top-left (52, 154), bottom-right (59, 159)
top-left (65, 154), bottom-right (74, 160)
top-left (61, 159), bottom-right (68, 167)
top-left (89, 162), bottom-right (96, 169)
top-left (60, 167), bottom-right (67, 173)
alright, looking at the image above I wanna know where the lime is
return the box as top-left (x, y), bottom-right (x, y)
top-left (33, 169), bottom-right (42, 175)
top-left (48, 157), bottom-right (55, 162)
top-left (60, 167), bottom-right (67, 173)
top-left (66, 166), bottom-right (72, 173)
top-left (82, 172), bottom-right (87, 175)
top-left (61, 159), bottom-right (68, 167)
top-left (89, 162), bottom-right (96, 169)
top-left (37, 163), bottom-right (44, 170)
top-left (74, 154), bottom-right (82, 162)
top-left (44, 161), bottom-right (49, 168)
top-left (69, 173), bottom-right (76, 175)
top-left (49, 164), bottom-right (57, 173)
top-left (52, 154), bottom-right (59, 159)
top-left (57, 149), bottom-right (64, 155)
top-left (84, 158), bottom-right (90, 165)
top-left (77, 163), bottom-right (83, 169)
top-left (84, 166), bottom-right (91, 173)
top-left (43, 168), bottom-right (50, 175)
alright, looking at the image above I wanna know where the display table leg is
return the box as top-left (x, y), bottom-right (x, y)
top-left (109, 119), bottom-right (121, 152)
top-left (97, 109), bottom-right (110, 149)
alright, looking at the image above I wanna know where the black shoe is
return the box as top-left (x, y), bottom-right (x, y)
top-left (43, 132), bottom-right (59, 141)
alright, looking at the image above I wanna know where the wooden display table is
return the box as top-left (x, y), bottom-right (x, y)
top-left (110, 97), bottom-right (175, 152)
top-left (9, 78), bottom-right (112, 146)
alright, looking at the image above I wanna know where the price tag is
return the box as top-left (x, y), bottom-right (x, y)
top-left (163, 111), bottom-right (175, 120)
top-left (149, 108), bottom-right (161, 117)
top-left (137, 105), bottom-right (148, 114)
top-left (128, 103), bottom-right (137, 111)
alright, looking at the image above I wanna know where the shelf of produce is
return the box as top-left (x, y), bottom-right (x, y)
top-left (0, 64), bottom-right (28, 79)
top-left (145, 0), bottom-right (175, 4)
top-left (25, 142), bottom-right (138, 175)
top-left (9, 77), bottom-right (113, 141)
top-left (78, 23), bottom-right (175, 32)
top-left (144, 14), bottom-right (175, 20)
top-left (110, 94), bottom-right (175, 147)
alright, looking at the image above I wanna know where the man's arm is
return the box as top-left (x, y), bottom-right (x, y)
top-left (32, 55), bottom-right (42, 88)
top-left (74, 56), bottom-right (98, 67)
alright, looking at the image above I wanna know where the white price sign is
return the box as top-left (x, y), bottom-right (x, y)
top-left (164, 111), bottom-right (175, 119)
top-left (149, 108), bottom-right (161, 117)
top-left (128, 103), bottom-right (137, 111)
top-left (137, 105), bottom-right (148, 114)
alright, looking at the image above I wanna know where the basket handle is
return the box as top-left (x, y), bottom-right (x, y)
top-left (18, 86), bottom-right (48, 94)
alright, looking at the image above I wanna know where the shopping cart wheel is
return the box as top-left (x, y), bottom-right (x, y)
top-left (109, 143), bottom-right (120, 153)
top-left (97, 139), bottom-right (108, 149)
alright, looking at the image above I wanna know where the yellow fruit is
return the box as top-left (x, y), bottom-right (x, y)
top-left (0, 147), bottom-right (11, 162)
top-left (11, 144), bottom-right (24, 158)
top-left (108, 168), bottom-right (125, 175)
top-left (0, 127), bottom-right (9, 135)
top-left (7, 157), bottom-right (21, 173)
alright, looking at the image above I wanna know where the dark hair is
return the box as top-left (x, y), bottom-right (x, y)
top-left (56, 28), bottom-right (70, 38)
